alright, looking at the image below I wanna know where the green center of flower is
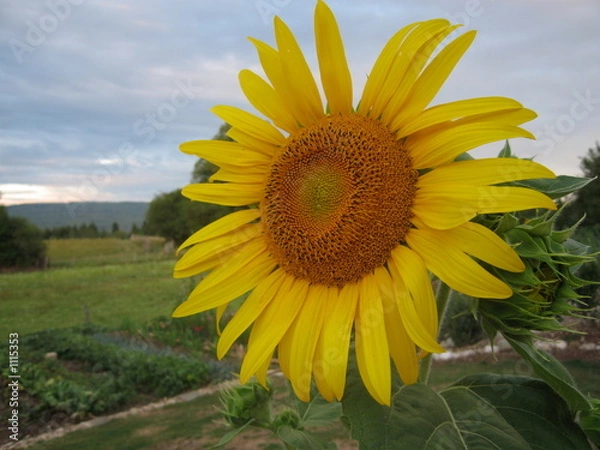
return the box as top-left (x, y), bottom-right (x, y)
top-left (262, 114), bottom-right (418, 287)
top-left (297, 158), bottom-right (350, 223)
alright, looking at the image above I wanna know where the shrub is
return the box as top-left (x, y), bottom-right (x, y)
top-left (0, 206), bottom-right (47, 269)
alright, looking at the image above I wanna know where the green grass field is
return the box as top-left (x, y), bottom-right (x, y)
top-left (0, 238), bottom-right (192, 337)
top-left (0, 260), bottom-right (194, 336)
top-left (45, 237), bottom-right (169, 267)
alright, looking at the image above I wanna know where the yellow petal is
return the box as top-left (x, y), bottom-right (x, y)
top-left (240, 275), bottom-right (309, 383)
top-left (238, 69), bottom-right (298, 133)
top-left (175, 223), bottom-right (261, 273)
top-left (397, 96), bottom-right (523, 138)
top-left (173, 247), bottom-right (237, 279)
top-left (180, 140), bottom-right (271, 168)
top-left (282, 283), bottom-right (327, 402)
top-left (211, 105), bottom-right (286, 146)
top-left (386, 250), bottom-right (444, 354)
top-left (378, 267), bottom-right (419, 385)
top-left (413, 185), bottom-right (557, 229)
top-left (255, 350), bottom-right (273, 387)
top-left (227, 127), bottom-right (281, 157)
top-left (373, 20), bottom-right (456, 122)
top-left (389, 246), bottom-right (439, 340)
top-left (173, 237), bottom-right (276, 317)
top-left (406, 122), bottom-right (535, 169)
top-left (418, 158), bottom-right (556, 187)
top-left (437, 222), bottom-right (525, 273)
top-left (248, 37), bottom-right (309, 126)
top-left (209, 168), bottom-right (266, 184)
top-left (182, 183), bottom-right (262, 206)
top-left (357, 20), bottom-right (425, 116)
top-left (316, 283), bottom-right (357, 401)
top-left (407, 228), bottom-right (513, 299)
top-left (312, 343), bottom-right (336, 402)
top-left (389, 31), bottom-right (476, 131)
top-left (315, 0), bottom-right (352, 115)
top-left (458, 107), bottom-right (538, 128)
top-left (216, 302), bottom-right (228, 335)
top-left (177, 209), bottom-right (261, 253)
top-left (355, 273), bottom-right (391, 405)
top-left (217, 269), bottom-right (287, 359)
top-left (274, 17), bottom-right (323, 123)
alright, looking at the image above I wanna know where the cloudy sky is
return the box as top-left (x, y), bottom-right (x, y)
top-left (1, 0), bottom-right (599, 207)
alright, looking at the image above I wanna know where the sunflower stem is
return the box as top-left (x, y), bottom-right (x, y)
top-left (418, 281), bottom-right (452, 384)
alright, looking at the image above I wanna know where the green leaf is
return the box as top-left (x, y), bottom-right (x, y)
top-left (299, 394), bottom-right (342, 427)
top-left (450, 374), bottom-right (592, 450)
top-left (276, 426), bottom-right (337, 450)
top-left (211, 419), bottom-right (255, 449)
top-left (342, 351), bottom-right (592, 450)
top-left (343, 373), bottom-right (530, 449)
top-left (507, 176), bottom-right (593, 199)
top-left (505, 336), bottom-right (591, 413)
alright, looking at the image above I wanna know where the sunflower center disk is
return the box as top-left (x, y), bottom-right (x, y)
top-left (262, 114), bottom-right (418, 287)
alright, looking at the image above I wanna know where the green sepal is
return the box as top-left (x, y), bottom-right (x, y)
top-left (506, 175), bottom-right (594, 199)
top-left (580, 399), bottom-right (600, 447)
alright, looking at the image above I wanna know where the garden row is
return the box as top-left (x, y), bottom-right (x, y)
top-left (0, 316), bottom-right (235, 442)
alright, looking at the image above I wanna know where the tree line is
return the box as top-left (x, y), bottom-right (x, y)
top-left (43, 222), bottom-right (142, 239)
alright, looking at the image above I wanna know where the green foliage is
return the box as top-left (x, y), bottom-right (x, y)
top-left (558, 142), bottom-right (600, 227)
top-left (342, 359), bottom-right (592, 449)
top-left (0, 205), bottom-right (47, 269)
top-left (440, 292), bottom-right (484, 348)
top-left (505, 336), bottom-right (591, 413)
top-left (0, 327), bottom-right (213, 424)
top-left (143, 189), bottom-right (190, 243)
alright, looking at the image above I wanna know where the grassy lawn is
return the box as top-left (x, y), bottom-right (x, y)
top-left (0, 260), bottom-right (194, 336)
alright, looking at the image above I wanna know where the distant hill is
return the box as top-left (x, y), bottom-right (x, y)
top-left (6, 202), bottom-right (149, 231)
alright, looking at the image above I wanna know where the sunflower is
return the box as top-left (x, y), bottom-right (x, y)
top-left (173, 1), bottom-right (556, 406)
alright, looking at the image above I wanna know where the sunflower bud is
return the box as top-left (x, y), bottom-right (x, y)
top-left (478, 209), bottom-right (596, 340)
top-left (220, 380), bottom-right (273, 428)
top-left (272, 408), bottom-right (302, 431)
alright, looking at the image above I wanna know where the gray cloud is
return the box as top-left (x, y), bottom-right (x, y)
top-left (1, 0), bottom-right (599, 205)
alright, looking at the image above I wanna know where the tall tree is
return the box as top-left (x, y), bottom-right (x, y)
top-left (0, 206), bottom-right (47, 269)
top-left (561, 142), bottom-right (600, 226)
